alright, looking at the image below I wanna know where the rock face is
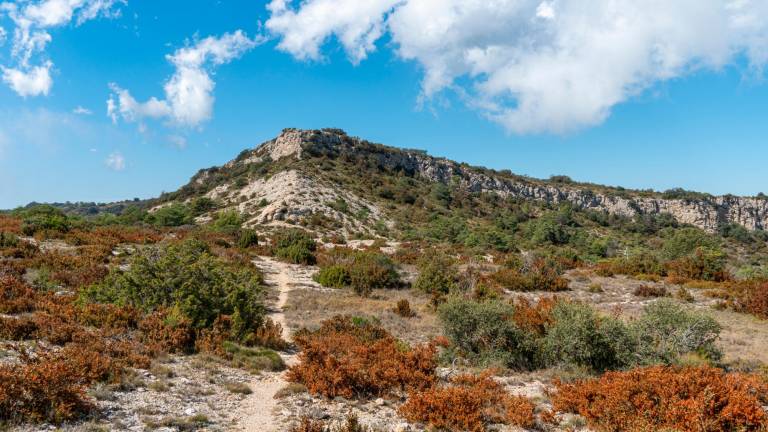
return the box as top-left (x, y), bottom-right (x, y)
top-left (252, 128), bottom-right (768, 233)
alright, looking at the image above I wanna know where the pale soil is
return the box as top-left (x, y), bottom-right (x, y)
top-left (235, 256), bottom-right (311, 432)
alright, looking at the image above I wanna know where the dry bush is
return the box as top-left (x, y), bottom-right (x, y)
top-left (0, 275), bottom-right (38, 314)
top-left (511, 296), bottom-right (559, 336)
top-left (139, 310), bottom-right (196, 354)
top-left (488, 259), bottom-right (569, 292)
top-left (0, 215), bottom-right (22, 234)
top-left (290, 415), bottom-right (376, 432)
top-left (287, 316), bottom-right (438, 398)
top-left (0, 347), bottom-right (120, 424)
top-left (32, 248), bottom-right (109, 288)
top-left (399, 373), bottom-right (536, 432)
top-left (632, 284), bottom-right (669, 298)
top-left (393, 299), bottom-right (416, 318)
top-left (252, 317), bottom-right (289, 350)
top-left (76, 303), bottom-right (140, 330)
top-left (0, 315), bottom-right (38, 340)
top-left (552, 365), bottom-right (768, 432)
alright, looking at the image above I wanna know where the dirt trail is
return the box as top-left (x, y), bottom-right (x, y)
top-left (236, 256), bottom-right (301, 432)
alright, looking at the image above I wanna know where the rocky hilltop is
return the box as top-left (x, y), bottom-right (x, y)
top-left (171, 128), bottom-right (768, 234)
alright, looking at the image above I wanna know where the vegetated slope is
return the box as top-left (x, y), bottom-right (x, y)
top-left (159, 128), bottom-right (768, 236)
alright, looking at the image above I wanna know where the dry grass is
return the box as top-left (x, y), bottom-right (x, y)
top-left (284, 287), bottom-right (441, 345)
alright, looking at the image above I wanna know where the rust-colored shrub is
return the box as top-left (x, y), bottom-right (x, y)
top-left (489, 259), bottom-right (569, 292)
top-left (76, 303), bottom-right (140, 330)
top-left (252, 317), bottom-right (289, 350)
top-left (139, 310), bottom-right (195, 354)
top-left (0, 275), bottom-right (37, 314)
top-left (0, 349), bottom-right (98, 424)
top-left (0, 215), bottom-right (22, 234)
top-left (290, 415), bottom-right (375, 432)
top-left (393, 299), bottom-right (416, 318)
top-left (0, 315), bottom-right (38, 340)
top-left (552, 365), bottom-right (768, 432)
top-left (511, 296), bottom-right (558, 336)
top-left (632, 284), bottom-right (669, 298)
top-left (287, 316), bottom-right (438, 398)
top-left (399, 373), bottom-right (536, 432)
top-left (739, 281), bottom-right (768, 319)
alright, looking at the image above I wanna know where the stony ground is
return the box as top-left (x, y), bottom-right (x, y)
top-left (8, 255), bottom-right (768, 432)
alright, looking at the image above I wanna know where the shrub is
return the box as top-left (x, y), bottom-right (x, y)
top-left (290, 415), bottom-right (375, 432)
top-left (413, 254), bottom-right (458, 296)
top-left (510, 297), bottom-right (558, 336)
top-left (82, 239), bottom-right (265, 343)
top-left (393, 299), bottom-right (415, 318)
top-left (543, 302), bottom-right (636, 372)
top-left (740, 282), bottom-right (768, 319)
top-left (632, 284), bottom-right (668, 298)
top-left (19, 205), bottom-right (71, 235)
top-left (210, 210), bottom-right (242, 233)
top-left (0, 231), bottom-right (18, 247)
top-left (489, 259), bottom-right (569, 292)
top-left (632, 299), bottom-right (722, 365)
top-left (287, 316), bottom-right (438, 398)
top-left (148, 203), bottom-right (192, 227)
top-left (552, 365), bottom-right (768, 432)
top-left (666, 247), bottom-right (729, 282)
top-left (661, 227), bottom-right (718, 260)
top-left (595, 251), bottom-right (664, 277)
top-left (313, 264), bottom-right (351, 288)
top-left (0, 348), bottom-right (116, 423)
top-left (273, 229), bottom-right (317, 264)
top-left (236, 229), bottom-right (259, 249)
top-left (399, 373), bottom-right (536, 432)
top-left (252, 317), bottom-right (289, 351)
top-left (437, 297), bottom-right (539, 369)
top-left (347, 252), bottom-right (400, 296)
top-left (0, 275), bottom-right (37, 314)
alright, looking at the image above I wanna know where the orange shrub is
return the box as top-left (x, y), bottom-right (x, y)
top-left (287, 316), bottom-right (438, 398)
top-left (632, 284), bottom-right (668, 298)
top-left (0, 275), bottom-right (38, 314)
top-left (393, 299), bottom-right (416, 318)
top-left (511, 296), bottom-right (558, 336)
top-left (0, 349), bottom-right (99, 424)
top-left (552, 365), bottom-right (768, 432)
top-left (252, 317), bottom-right (289, 350)
top-left (489, 259), bottom-right (569, 292)
top-left (139, 310), bottom-right (196, 354)
top-left (399, 373), bottom-right (536, 432)
top-left (0, 315), bottom-right (38, 340)
top-left (0, 215), bottom-right (22, 234)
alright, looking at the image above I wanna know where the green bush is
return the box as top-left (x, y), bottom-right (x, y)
top-left (211, 210), bottom-right (242, 233)
top-left (437, 297), bottom-right (539, 369)
top-left (19, 205), bottom-right (71, 235)
top-left (81, 239), bottom-right (265, 343)
top-left (413, 254), bottom-right (458, 295)
top-left (236, 229), bottom-right (259, 249)
top-left (660, 227), bottom-right (717, 260)
top-left (148, 203), bottom-right (193, 227)
top-left (347, 252), bottom-right (400, 296)
top-left (543, 302), bottom-right (636, 372)
top-left (0, 232), bottom-right (18, 247)
top-left (632, 299), bottom-right (722, 364)
top-left (273, 229), bottom-right (316, 264)
top-left (314, 265), bottom-right (351, 288)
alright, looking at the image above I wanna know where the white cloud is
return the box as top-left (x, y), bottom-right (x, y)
top-left (73, 105), bottom-right (92, 115)
top-left (266, 0), bottom-right (401, 64)
top-left (108, 30), bottom-right (260, 128)
top-left (0, 0), bottom-right (124, 97)
top-left (1, 62), bottom-right (53, 97)
top-left (266, 0), bottom-right (768, 134)
top-left (105, 151), bottom-right (125, 171)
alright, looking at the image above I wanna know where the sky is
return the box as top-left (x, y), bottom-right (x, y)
top-left (1, 0), bottom-right (767, 209)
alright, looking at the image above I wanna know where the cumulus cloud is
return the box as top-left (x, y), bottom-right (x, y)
top-left (0, 0), bottom-right (124, 97)
top-left (108, 30), bottom-right (260, 129)
top-left (266, 0), bottom-right (768, 134)
top-left (105, 151), bottom-right (125, 171)
top-left (1, 62), bottom-right (53, 97)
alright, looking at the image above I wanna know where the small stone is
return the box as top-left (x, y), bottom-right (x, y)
top-left (183, 407), bottom-right (196, 416)
top-left (374, 398), bottom-right (385, 406)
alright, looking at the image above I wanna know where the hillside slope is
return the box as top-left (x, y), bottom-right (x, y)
top-left (160, 128), bottom-right (768, 235)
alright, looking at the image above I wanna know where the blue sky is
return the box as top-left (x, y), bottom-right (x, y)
top-left (1, 0), bottom-right (767, 209)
